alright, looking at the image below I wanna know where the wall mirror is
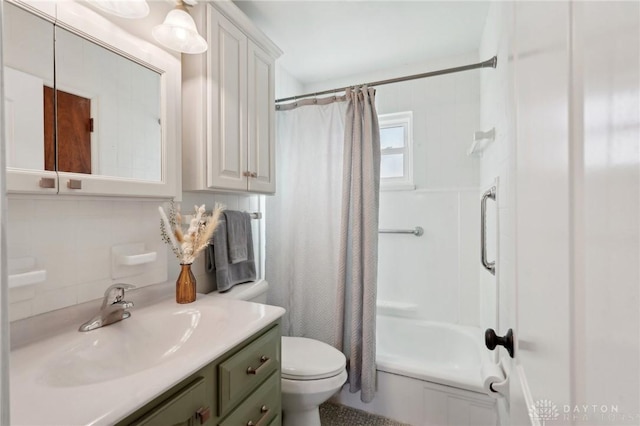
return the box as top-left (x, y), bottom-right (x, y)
top-left (4, 0), bottom-right (179, 197)
top-left (4, 2), bottom-right (54, 173)
top-left (55, 27), bottom-right (162, 181)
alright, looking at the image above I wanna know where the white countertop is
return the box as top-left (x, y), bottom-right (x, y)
top-left (10, 294), bottom-right (285, 426)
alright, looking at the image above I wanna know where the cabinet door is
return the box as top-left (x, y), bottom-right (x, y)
top-left (247, 40), bottom-right (275, 194)
top-left (207, 7), bottom-right (248, 191)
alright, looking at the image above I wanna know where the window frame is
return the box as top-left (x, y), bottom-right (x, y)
top-left (378, 111), bottom-right (414, 191)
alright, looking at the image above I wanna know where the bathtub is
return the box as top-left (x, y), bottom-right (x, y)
top-left (376, 315), bottom-right (489, 393)
top-left (334, 315), bottom-right (497, 425)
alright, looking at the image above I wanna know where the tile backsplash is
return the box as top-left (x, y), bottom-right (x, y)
top-left (7, 196), bottom-right (168, 321)
top-left (7, 192), bottom-right (263, 322)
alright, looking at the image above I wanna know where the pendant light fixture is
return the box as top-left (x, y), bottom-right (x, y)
top-left (87, 0), bottom-right (150, 19)
top-left (152, 0), bottom-right (208, 54)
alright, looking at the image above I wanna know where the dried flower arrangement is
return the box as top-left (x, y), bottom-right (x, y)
top-left (159, 202), bottom-right (223, 265)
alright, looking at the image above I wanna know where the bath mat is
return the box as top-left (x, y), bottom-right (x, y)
top-left (319, 402), bottom-right (412, 426)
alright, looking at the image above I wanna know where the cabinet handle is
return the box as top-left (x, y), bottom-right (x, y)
top-left (195, 406), bottom-right (211, 424)
top-left (247, 405), bottom-right (269, 426)
top-left (243, 171), bottom-right (251, 177)
top-left (67, 179), bottom-right (82, 190)
top-left (249, 172), bottom-right (257, 178)
top-left (39, 177), bottom-right (55, 189)
top-left (246, 355), bottom-right (270, 375)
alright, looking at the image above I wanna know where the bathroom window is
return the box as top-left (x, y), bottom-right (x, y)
top-left (379, 111), bottom-right (414, 190)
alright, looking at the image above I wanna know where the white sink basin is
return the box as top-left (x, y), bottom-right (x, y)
top-left (39, 305), bottom-right (220, 387)
top-left (11, 292), bottom-right (284, 426)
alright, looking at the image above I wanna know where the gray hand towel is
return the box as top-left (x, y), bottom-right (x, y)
top-left (206, 215), bottom-right (256, 292)
top-left (224, 210), bottom-right (249, 264)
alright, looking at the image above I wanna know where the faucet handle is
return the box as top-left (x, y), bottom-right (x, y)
top-left (102, 283), bottom-right (136, 307)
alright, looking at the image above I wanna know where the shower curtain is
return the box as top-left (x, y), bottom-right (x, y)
top-left (334, 87), bottom-right (381, 403)
top-left (266, 101), bottom-right (347, 344)
top-left (266, 87), bottom-right (380, 403)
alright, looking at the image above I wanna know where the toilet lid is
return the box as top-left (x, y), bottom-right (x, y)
top-left (281, 336), bottom-right (346, 380)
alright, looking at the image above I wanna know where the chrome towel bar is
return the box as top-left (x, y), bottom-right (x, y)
top-left (379, 227), bottom-right (424, 237)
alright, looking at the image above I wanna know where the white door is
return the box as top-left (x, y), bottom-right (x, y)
top-left (499, 2), bottom-right (574, 424)
top-left (504, 1), bottom-right (640, 425)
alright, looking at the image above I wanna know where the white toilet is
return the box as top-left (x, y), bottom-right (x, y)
top-left (209, 280), bottom-right (348, 426)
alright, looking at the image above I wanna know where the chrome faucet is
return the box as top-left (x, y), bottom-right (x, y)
top-left (79, 283), bottom-right (136, 332)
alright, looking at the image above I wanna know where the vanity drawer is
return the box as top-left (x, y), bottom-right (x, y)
top-left (219, 371), bottom-right (280, 426)
top-left (131, 376), bottom-right (210, 426)
top-left (219, 325), bottom-right (280, 414)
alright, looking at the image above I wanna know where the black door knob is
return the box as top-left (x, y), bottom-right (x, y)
top-left (485, 328), bottom-right (514, 358)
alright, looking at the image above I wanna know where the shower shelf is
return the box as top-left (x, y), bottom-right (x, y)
top-left (467, 127), bottom-right (495, 157)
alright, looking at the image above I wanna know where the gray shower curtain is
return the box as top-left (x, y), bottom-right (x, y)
top-left (334, 86), bottom-right (381, 403)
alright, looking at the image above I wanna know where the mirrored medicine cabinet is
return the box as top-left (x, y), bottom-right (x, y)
top-left (3, 0), bottom-right (180, 197)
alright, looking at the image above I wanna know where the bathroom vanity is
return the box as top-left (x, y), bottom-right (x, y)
top-left (117, 324), bottom-right (282, 426)
top-left (10, 292), bottom-right (285, 425)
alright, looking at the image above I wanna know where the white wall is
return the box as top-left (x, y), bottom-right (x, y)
top-left (275, 64), bottom-right (303, 100)
top-left (304, 53), bottom-right (483, 326)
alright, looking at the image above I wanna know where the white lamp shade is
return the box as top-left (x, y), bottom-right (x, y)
top-left (152, 9), bottom-right (208, 54)
top-left (88, 0), bottom-right (150, 19)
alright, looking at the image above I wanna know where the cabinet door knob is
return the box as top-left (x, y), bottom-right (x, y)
top-left (243, 171), bottom-right (251, 177)
top-left (250, 172), bottom-right (257, 178)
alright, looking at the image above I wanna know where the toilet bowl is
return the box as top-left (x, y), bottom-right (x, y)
top-left (281, 336), bottom-right (347, 426)
top-left (208, 280), bottom-right (348, 426)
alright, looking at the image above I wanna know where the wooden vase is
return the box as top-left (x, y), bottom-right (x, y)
top-left (176, 263), bottom-right (196, 304)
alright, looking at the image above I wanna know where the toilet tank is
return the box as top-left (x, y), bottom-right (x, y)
top-left (208, 280), bottom-right (268, 303)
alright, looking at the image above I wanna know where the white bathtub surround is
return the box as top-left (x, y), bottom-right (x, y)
top-left (334, 87), bottom-right (381, 403)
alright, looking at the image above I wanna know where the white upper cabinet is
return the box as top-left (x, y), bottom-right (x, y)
top-left (3, 0), bottom-right (180, 198)
top-left (182, 2), bottom-right (281, 194)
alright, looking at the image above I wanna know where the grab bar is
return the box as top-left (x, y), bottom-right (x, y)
top-left (481, 186), bottom-right (496, 275)
top-left (379, 227), bottom-right (424, 237)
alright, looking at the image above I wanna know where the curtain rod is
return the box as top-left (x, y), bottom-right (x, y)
top-left (275, 56), bottom-right (497, 104)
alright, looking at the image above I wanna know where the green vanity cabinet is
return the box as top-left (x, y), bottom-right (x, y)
top-left (117, 322), bottom-right (281, 426)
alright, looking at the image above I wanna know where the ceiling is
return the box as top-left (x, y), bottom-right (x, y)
top-left (233, 1), bottom-right (490, 86)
